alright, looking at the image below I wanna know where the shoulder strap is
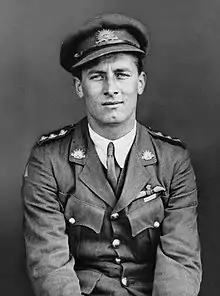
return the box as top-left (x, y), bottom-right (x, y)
top-left (147, 126), bottom-right (186, 148)
top-left (37, 124), bottom-right (75, 145)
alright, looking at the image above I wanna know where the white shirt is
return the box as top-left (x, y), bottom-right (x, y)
top-left (88, 122), bottom-right (137, 169)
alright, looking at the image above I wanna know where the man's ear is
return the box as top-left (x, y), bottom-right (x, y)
top-left (137, 71), bottom-right (147, 95)
top-left (73, 77), bottom-right (84, 98)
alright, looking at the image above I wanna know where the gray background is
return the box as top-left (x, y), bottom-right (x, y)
top-left (1, 0), bottom-right (219, 295)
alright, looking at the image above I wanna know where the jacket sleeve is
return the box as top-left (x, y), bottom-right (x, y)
top-left (152, 149), bottom-right (202, 296)
top-left (22, 144), bottom-right (82, 296)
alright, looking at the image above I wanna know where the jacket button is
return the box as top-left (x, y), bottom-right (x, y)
top-left (121, 277), bottom-right (128, 286)
top-left (69, 217), bottom-right (76, 224)
top-left (153, 221), bottom-right (160, 228)
top-left (112, 239), bottom-right (120, 248)
top-left (111, 212), bottom-right (119, 220)
top-left (115, 257), bottom-right (121, 264)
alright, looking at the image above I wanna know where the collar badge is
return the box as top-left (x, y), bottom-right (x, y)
top-left (96, 29), bottom-right (119, 45)
top-left (141, 150), bottom-right (155, 161)
top-left (71, 148), bottom-right (85, 159)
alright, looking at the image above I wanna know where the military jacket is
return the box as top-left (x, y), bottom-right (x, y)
top-left (22, 117), bottom-right (202, 296)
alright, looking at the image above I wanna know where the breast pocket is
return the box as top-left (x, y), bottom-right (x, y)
top-left (127, 192), bottom-right (165, 238)
top-left (64, 195), bottom-right (105, 257)
top-left (64, 195), bottom-right (105, 233)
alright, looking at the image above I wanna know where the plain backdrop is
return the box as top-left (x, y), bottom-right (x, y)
top-left (1, 0), bottom-right (220, 295)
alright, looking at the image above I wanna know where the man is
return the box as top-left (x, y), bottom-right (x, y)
top-left (22, 13), bottom-right (202, 296)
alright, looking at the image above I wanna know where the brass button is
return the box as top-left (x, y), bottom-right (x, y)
top-left (153, 221), bottom-right (160, 228)
top-left (115, 257), bottom-right (121, 264)
top-left (121, 277), bottom-right (128, 286)
top-left (69, 217), bottom-right (76, 224)
top-left (111, 212), bottom-right (119, 220)
top-left (112, 239), bottom-right (120, 248)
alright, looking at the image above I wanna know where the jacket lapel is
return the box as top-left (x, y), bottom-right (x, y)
top-left (114, 123), bottom-right (157, 213)
top-left (68, 118), bottom-right (116, 208)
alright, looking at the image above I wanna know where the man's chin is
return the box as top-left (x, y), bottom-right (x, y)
top-left (101, 118), bottom-right (124, 126)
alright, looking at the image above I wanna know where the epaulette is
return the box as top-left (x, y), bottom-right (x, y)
top-left (37, 124), bottom-right (75, 145)
top-left (147, 126), bottom-right (186, 148)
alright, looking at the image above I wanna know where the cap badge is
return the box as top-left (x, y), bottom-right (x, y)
top-left (96, 29), bottom-right (120, 45)
top-left (70, 148), bottom-right (85, 159)
top-left (141, 150), bottom-right (155, 161)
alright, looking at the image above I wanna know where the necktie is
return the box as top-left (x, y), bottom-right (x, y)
top-left (106, 142), bottom-right (120, 191)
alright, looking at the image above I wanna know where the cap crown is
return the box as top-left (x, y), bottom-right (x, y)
top-left (60, 13), bottom-right (149, 73)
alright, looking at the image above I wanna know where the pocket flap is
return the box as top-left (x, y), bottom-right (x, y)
top-left (127, 194), bottom-right (164, 237)
top-left (65, 196), bottom-right (105, 234)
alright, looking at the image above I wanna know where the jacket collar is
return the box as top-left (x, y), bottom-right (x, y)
top-left (69, 119), bottom-right (157, 165)
top-left (69, 118), bottom-right (116, 207)
top-left (134, 121), bottom-right (157, 166)
top-left (68, 117), bottom-right (88, 165)
top-left (68, 118), bottom-right (157, 209)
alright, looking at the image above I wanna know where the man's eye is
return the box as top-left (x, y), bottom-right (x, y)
top-left (89, 74), bottom-right (103, 80)
top-left (116, 73), bottom-right (131, 79)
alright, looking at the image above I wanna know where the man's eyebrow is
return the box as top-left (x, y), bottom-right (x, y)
top-left (114, 68), bottom-right (132, 72)
top-left (87, 68), bottom-right (131, 74)
top-left (87, 69), bottom-right (106, 75)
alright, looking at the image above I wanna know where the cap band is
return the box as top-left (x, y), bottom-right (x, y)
top-left (73, 40), bottom-right (142, 60)
top-left (74, 29), bottom-right (143, 59)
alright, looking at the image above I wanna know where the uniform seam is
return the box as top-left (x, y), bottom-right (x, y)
top-left (170, 188), bottom-right (197, 200)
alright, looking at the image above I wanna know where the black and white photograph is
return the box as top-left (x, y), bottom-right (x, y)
top-left (1, 1), bottom-right (220, 295)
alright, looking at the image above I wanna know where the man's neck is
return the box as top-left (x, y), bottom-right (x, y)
top-left (87, 118), bottom-right (136, 140)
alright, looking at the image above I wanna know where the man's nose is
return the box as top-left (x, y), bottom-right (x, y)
top-left (103, 76), bottom-right (119, 96)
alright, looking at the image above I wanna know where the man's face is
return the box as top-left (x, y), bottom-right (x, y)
top-left (74, 53), bottom-right (146, 129)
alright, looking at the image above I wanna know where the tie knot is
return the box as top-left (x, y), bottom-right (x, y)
top-left (107, 141), bottom-right (115, 157)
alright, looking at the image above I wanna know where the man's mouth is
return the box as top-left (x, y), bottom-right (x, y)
top-left (102, 101), bottom-right (123, 106)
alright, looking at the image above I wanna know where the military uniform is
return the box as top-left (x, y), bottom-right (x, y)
top-left (22, 118), bottom-right (201, 296)
top-left (22, 13), bottom-right (202, 296)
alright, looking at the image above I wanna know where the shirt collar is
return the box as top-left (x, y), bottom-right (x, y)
top-left (88, 122), bottom-right (137, 168)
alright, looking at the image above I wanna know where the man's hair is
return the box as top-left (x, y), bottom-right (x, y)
top-left (72, 52), bottom-right (144, 80)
